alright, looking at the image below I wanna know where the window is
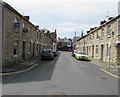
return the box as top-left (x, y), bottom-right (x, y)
top-left (29, 27), bottom-right (32, 33)
top-left (13, 49), bottom-right (17, 55)
top-left (107, 25), bottom-right (112, 34)
top-left (93, 33), bottom-right (94, 39)
top-left (37, 44), bottom-right (39, 52)
top-left (96, 45), bottom-right (98, 54)
top-left (39, 33), bottom-right (41, 39)
top-left (29, 42), bottom-right (32, 53)
top-left (96, 31), bottom-right (99, 39)
top-left (22, 22), bottom-right (26, 28)
top-left (14, 17), bottom-right (19, 23)
top-left (13, 40), bottom-right (19, 55)
top-left (118, 20), bottom-right (120, 34)
top-left (37, 32), bottom-right (39, 38)
top-left (107, 44), bottom-right (111, 58)
top-left (101, 29), bottom-right (104, 38)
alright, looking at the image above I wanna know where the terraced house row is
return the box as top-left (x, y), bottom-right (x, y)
top-left (76, 15), bottom-right (120, 65)
top-left (1, 2), bottom-right (56, 67)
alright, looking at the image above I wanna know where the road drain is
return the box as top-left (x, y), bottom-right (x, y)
top-left (100, 77), bottom-right (107, 80)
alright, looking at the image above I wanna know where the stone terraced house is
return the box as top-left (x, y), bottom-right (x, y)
top-left (1, 2), bottom-right (53, 67)
top-left (76, 15), bottom-right (120, 65)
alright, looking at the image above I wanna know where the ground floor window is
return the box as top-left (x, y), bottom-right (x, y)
top-left (107, 44), bottom-right (111, 58)
top-left (96, 45), bottom-right (98, 55)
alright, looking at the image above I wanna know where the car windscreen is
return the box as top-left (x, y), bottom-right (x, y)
top-left (78, 52), bottom-right (86, 55)
top-left (42, 50), bottom-right (51, 53)
top-left (74, 50), bottom-right (78, 53)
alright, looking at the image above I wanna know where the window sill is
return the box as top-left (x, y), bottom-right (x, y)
top-left (13, 55), bottom-right (18, 57)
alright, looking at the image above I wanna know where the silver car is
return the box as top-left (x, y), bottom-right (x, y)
top-left (41, 49), bottom-right (54, 60)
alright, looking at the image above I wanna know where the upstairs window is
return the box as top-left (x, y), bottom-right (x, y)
top-left (107, 25), bottom-right (112, 35)
top-left (14, 17), bottom-right (19, 23)
top-left (96, 45), bottom-right (98, 54)
top-left (118, 20), bottom-right (120, 34)
top-left (22, 22), bottom-right (26, 28)
top-left (101, 29), bottom-right (104, 38)
top-left (96, 31), bottom-right (99, 39)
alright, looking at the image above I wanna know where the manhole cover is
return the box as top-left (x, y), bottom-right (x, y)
top-left (100, 77), bottom-right (107, 80)
top-left (51, 91), bottom-right (67, 95)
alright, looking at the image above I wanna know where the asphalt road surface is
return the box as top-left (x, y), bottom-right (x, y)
top-left (2, 52), bottom-right (118, 95)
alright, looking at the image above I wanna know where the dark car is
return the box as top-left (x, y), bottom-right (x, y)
top-left (72, 50), bottom-right (78, 57)
top-left (41, 49), bottom-right (54, 60)
top-left (52, 50), bottom-right (58, 57)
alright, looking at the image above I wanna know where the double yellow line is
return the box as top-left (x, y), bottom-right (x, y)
top-left (0, 64), bottom-right (38, 76)
top-left (100, 68), bottom-right (120, 79)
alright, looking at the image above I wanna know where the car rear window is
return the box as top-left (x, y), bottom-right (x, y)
top-left (42, 50), bottom-right (51, 53)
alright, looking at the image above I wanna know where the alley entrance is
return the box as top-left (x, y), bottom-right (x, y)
top-left (22, 41), bottom-right (26, 60)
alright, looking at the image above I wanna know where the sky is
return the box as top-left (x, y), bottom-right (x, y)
top-left (2, 0), bottom-right (120, 39)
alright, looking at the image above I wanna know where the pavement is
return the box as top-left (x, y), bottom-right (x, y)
top-left (1, 57), bottom-right (40, 74)
top-left (89, 57), bottom-right (120, 77)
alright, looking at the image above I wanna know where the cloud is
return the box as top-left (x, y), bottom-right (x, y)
top-left (3, 0), bottom-right (119, 38)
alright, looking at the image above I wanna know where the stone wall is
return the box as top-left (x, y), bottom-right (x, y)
top-left (76, 16), bottom-right (120, 65)
top-left (2, 3), bottom-right (53, 67)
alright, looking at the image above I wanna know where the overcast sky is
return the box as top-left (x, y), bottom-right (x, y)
top-left (3, 0), bottom-right (119, 38)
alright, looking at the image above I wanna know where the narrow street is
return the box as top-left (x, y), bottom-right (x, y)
top-left (2, 52), bottom-right (118, 95)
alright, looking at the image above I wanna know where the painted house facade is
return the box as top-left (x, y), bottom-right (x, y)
top-left (76, 15), bottom-right (120, 65)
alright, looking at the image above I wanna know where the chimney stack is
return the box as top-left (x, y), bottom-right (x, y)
top-left (24, 16), bottom-right (30, 21)
top-left (108, 17), bottom-right (114, 21)
top-left (100, 20), bottom-right (106, 25)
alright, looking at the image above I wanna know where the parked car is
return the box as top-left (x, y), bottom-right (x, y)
top-left (75, 52), bottom-right (88, 60)
top-left (68, 49), bottom-right (73, 52)
top-left (41, 49), bottom-right (54, 60)
top-left (52, 50), bottom-right (58, 57)
top-left (72, 50), bottom-right (78, 57)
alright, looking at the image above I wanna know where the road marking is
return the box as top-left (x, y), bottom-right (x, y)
top-left (100, 68), bottom-right (120, 79)
top-left (0, 64), bottom-right (38, 76)
top-left (51, 60), bottom-right (55, 64)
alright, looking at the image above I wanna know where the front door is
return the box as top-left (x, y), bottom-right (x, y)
top-left (33, 43), bottom-right (35, 57)
top-left (22, 41), bottom-right (25, 60)
top-left (92, 45), bottom-right (94, 57)
top-left (101, 45), bottom-right (104, 61)
top-left (117, 44), bottom-right (120, 65)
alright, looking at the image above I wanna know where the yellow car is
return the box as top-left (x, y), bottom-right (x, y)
top-left (75, 52), bottom-right (88, 60)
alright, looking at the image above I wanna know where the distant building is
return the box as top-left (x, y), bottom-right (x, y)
top-left (49, 29), bottom-right (57, 52)
top-left (72, 36), bottom-right (80, 49)
top-left (57, 37), bottom-right (72, 51)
